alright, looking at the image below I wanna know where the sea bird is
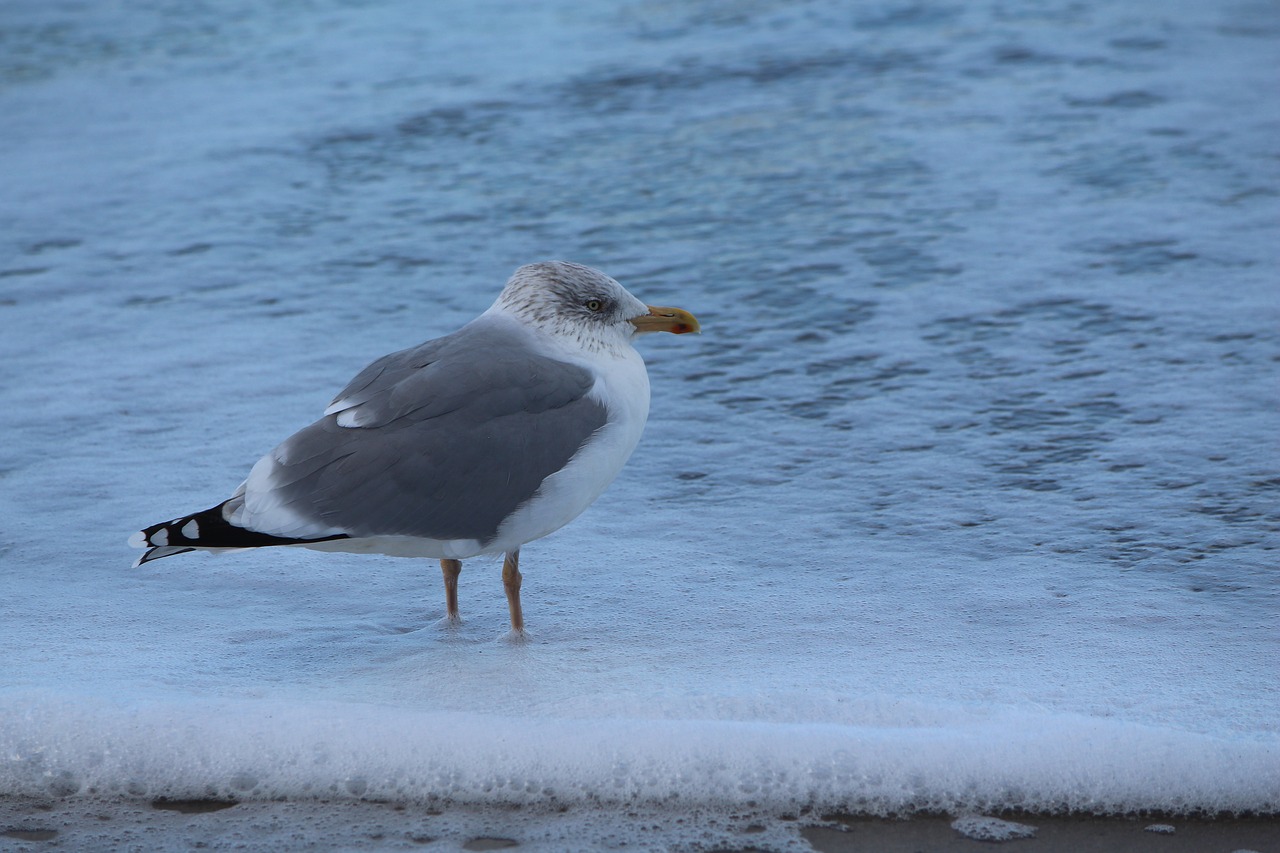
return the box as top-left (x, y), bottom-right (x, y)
top-left (131, 261), bottom-right (699, 633)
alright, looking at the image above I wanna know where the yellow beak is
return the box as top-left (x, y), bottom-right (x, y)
top-left (630, 305), bottom-right (701, 335)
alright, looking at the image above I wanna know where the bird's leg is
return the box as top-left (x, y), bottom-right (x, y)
top-left (502, 549), bottom-right (524, 634)
top-left (440, 558), bottom-right (462, 623)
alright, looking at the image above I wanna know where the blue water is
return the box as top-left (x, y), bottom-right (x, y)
top-left (1, 0), bottom-right (1277, 849)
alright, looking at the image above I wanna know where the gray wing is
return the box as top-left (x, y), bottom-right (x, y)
top-left (258, 321), bottom-right (608, 544)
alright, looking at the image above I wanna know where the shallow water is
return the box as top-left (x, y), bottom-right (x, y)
top-left (1, 0), bottom-right (1277, 849)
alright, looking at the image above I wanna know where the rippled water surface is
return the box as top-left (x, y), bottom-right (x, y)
top-left (1, 0), bottom-right (1277, 849)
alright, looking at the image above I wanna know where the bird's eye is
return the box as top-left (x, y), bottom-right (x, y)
top-left (586, 299), bottom-right (604, 312)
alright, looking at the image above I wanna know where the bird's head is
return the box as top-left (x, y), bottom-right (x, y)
top-left (494, 261), bottom-right (700, 353)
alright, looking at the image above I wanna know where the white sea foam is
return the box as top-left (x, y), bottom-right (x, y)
top-left (952, 816), bottom-right (1038, 842)
top-left (2, 692), bottom-right (1276, 817)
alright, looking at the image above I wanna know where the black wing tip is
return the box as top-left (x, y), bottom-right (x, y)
top-left (130, 502), bottom-right (349, 565)
top-left (132, 545), bottom-right (197, 567)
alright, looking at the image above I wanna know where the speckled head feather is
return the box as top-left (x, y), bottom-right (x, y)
top-left (493, 261), bottom-right (650, 353)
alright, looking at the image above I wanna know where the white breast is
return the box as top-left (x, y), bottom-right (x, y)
top-left (484, 344), bottom-right (651, 556)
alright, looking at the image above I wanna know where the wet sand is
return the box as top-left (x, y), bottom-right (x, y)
top-left (2, 797), bottom-right (1276, 851)
top-left (803, 813), bottom-right (1279, 852)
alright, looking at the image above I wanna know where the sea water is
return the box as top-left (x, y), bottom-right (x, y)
top-left (1, 0), bottom-right (1276, 849)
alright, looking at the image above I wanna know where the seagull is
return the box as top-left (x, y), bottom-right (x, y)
top-left (130, 261), bottom-right (699, 633)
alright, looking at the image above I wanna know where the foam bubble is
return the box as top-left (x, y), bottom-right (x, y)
top-left (951, 816), bottom-right (1038, 842)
